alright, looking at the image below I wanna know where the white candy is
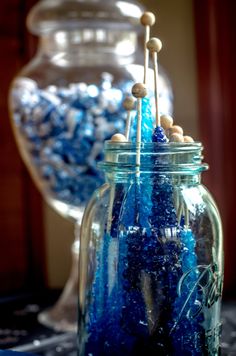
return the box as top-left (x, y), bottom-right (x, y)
top-left (40, 91), bottom-right (61, 106)
top-left (66, 109), bottom-right (82, 136)
top-left (13, 77), bottom-right (37, 91)
top-left (46, 85), bottom-right (58, 94)
top-left (87, 85), bottom-right (99, 98)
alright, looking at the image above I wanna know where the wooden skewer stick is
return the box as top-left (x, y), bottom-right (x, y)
top-left (107, 130), bottom-right (128, 234)
top-left (140, 12), bottom-right (156, 85)
top-left (185, 203), bottom-right (190, 228)
top-left (147, 37), bottom-right (162, 127)
top-left (132, 83), bottom-right (147, 176)
top-left (106, 184), bottom-right (115, 235)
top-left (177, 197), bottom-right (183, 225)
top-left (123, 96), bottom-right (135, 140)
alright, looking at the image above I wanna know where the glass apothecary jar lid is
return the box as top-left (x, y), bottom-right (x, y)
top-left (27, 0), bottom-right (144, 35)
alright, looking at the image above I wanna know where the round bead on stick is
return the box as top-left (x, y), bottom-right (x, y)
top-left (147, 37), bottom-right (162, 127)
top-left (111, 133), bottom-right (127, 142)
top-left (147, 37), bottom-right (162, 53)
top-left (140, 12), bottom-right (156, 84)
top-left (123, 96), bottom-right (135, 141)
top-left (184, 135), bottom-right (194, 143)
top-left (132, 83), bottom-right (148, 99)
top-left (123, 96), bottom-right (135, 111)
top-left (140, 11), bottom-right (156, 27)
top-left (160, 114), bottom-right (174, 131)
top-left (169, 133), bottom-right (184, 142)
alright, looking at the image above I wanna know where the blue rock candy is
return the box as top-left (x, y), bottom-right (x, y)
top-left (130, 97), bottom-right (154, 142)
top-left (11, 74), bottom-right (132, 207)
top-left (152, 125), bottom-right (168, 143)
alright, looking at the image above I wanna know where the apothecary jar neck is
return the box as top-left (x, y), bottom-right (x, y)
top-left (100, 141), bottom-right (209, 180)
top-left (37, 28), bottom-right (137, 65)
top-left (27, 0), bottom-right (142, 64)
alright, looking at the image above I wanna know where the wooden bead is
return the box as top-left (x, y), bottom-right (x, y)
top-left (140, 12), bottom-right (156, 27)
top-left (184, 135), bottom-right (194, 143)
top-left (167, 125), bottom-right (184, 137)
top-left (132, 83), bottom-right (147, 98)
top-left (160, 114), bottom-right (174, 130)
top-left (123, 96), bottom-right (135, 111)
top-left (171, 125), bottom-right (184, 135)
top-left (146, 37), bottom-right (162, 53)
top-left (169, 133), bottom-right (184, 142)
top-left (111, 133), bottom-right (127, 142)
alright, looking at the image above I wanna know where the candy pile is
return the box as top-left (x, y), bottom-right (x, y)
top-left (11, 74), bottom-right (132, 208)
top-left (11, 70), bottom-right (173, 212)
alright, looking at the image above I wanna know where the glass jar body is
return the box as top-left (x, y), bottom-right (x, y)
top-left (78, 144), bottom-right (223, 356)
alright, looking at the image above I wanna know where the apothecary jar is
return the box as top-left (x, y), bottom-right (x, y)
top-left (9, 0), bottom-right (141, 219)
top-left (78, 141), bottom-right (223, 356)
top-left (9, 0), bottom-right (173, 220)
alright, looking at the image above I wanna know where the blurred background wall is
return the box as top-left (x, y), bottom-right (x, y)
top-left (0, 0), bottom-right (235, 295)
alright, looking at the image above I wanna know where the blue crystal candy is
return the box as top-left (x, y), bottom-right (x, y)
top-left (130, 97), bottom-right (153, 142)
top-left (152, 125), bottom-right (168, 143)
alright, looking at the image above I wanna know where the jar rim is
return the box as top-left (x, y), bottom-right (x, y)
top-left (100, 141), bottom-right (209, 175)
top-left (104, 140), bottom-right (203, 151)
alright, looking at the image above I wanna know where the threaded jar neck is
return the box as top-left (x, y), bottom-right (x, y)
top-left (99, 141), bottom-right (208, 177)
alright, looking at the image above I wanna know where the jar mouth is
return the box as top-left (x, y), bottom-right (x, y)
top-left (99, 141), bottom-right (209, 174)
top-left (104, 140), bottom-right (202, 151)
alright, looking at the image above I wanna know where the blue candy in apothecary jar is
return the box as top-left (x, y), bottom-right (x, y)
top-left (78, 12), bottom-right (223, 356)
top-left (11, 74), bottom-right (131, 209)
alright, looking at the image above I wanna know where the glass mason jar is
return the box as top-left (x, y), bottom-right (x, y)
top-left (78, 141), bottom-right (223, 355)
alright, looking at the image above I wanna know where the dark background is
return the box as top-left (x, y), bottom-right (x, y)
top-left (0, 0), bottom-right (235, 297)
top-left (0, 0), bottom-right (45, 293)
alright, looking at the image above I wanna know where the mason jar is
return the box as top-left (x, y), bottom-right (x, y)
top-left (78, 141), bottom-right (223, 355)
